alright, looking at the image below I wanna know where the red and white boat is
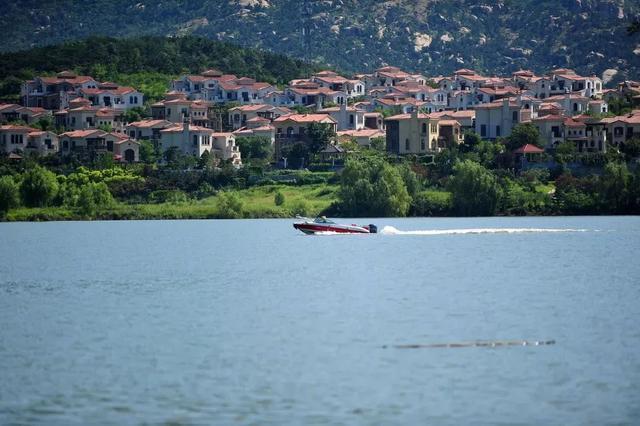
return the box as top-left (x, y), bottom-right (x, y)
top-left (293, 216), bottom-right (377, 235)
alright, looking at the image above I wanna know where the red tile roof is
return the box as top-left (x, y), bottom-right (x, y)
top-left (514, 144), bottom-right (544, 154)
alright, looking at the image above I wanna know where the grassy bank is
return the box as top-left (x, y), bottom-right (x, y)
top-left (4, 184), bottom-right (339, 222)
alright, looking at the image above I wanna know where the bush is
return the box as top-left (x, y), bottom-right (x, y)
top-left (0, 175), bottom-right (20, 214)
top-left (216, 191), bottom-right (244, 219)
top-left (274, 190), bottom-right (285, 206)
top-left (76, 182), bottom-right (114, 215)
top-left (411, 190), bottom-right (452, 216)
top-left (20, 165), bottom-right (59, 207)
top-left (148, 189), bottom-right (189, 204)
top-left (289, 200), bottom-right (309, 217)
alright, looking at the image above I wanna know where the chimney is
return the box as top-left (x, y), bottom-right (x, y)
top-left (315, 96), bottom-right (323, 111)
top-left (183, 114), bottom-right (190, 144)
top-left (340, 102), bottom-right (347, 129)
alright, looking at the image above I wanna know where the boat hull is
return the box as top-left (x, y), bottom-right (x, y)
top-left (293, 223), bottom-right (370, 235)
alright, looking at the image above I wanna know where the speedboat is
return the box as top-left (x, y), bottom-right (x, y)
top-left (293, 216), bottom-right (377, 235)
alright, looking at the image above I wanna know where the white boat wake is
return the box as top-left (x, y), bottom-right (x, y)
top-left (379, 226), bottom-right (587, 236)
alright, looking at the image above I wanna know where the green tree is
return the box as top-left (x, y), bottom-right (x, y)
top-left (97, 123), bottom-right (113, 132)
top-left (462, 131), bottom-right (482, 152)
top-left (554, 141), bottom-right (576, 164)
top-left (0, 175), bottom-right (20, 214)
top-left (307, 122), bottom-right (335, 154)
top-left (339, 157), bottom-right (411, 217)
top-left (235, 136), bottom-right (273, 161)
top-left (599, 162), bottom-right (631, 213)
top-left (448, 160), bottom-right (499, 216)
top-left (35, 116), bottom-right (54, 131)
top-left (198, 150), bottom-right (216, 170)
top-left (139, 140), bottom-right (159, 164)
top-left (620, 138), bottom-right (640, 160)
top-left (370, 137), bottom-right (386, 151)
top-left (20, 165), bottom-right (59, 207)
top-left (507, 123), bottom-right (543, 151)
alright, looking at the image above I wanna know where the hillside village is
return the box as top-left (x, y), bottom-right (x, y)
top-left (1, 65), bottom-right (640, 168)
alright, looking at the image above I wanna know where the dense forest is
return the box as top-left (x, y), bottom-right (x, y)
top-left (2, 0), bottom-right (640, 82)
top-left (0, 36), bottom-right (323, 102)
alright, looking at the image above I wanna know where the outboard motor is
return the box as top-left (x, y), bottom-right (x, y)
top-left (368, 224), bottom-right (377, 234)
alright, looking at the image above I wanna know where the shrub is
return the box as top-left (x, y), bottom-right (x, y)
top-left (274, 190), bottom-right (285, 206)
top-left (148, 189), bottom-right (189, 204)
top-left (216, 191), bottom-right (244, 219)
top-left (412, 190), bottom-right (452, 216)
top-left (289, 200), bottom-right (309, 217)
top-left (0, 175), bottom-right (20, 214)
top-left (20, 165), bottom-right (59, 207)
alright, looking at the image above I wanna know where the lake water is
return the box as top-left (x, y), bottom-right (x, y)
top-left (1, 217), bottom-right (639, 425)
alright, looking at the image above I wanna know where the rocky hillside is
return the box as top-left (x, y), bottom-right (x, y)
top-left (3, 0), bottom-right (639, 83)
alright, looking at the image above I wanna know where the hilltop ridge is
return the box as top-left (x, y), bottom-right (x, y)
top-left (2, 0), bottom-right (639, 84)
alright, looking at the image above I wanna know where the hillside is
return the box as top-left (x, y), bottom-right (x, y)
top-left (2, 0), bottom-right (640, 83)
top-left (0, 36), bottom-right (322, 101)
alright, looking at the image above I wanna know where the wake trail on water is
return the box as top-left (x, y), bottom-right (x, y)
top-left (379, 226), bottom-right (588, 236)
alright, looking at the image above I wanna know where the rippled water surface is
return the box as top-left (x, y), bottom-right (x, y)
top-left (1, 217), bottom-right (639, 425)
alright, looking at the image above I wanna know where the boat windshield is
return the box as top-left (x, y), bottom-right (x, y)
top-left (314, 216), bottom-right (334, 224)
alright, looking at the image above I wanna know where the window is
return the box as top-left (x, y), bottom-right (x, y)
top-left (480, 124), bottom-right (487, 137)
top-left (421, 139), bottom-right (425, 150)
top-left (496, 125), bottom-right (501, 137)
top-left (350, 115), bottom-right (354, 125)
top-left (512, 111), bottom-right (518, 123)
top-left (405, 138), bottom-right (410, 151)
top-left (193, 135), bottom-right (198, 146)
top-left (421, 123), bottom-right (427, 134)
top-left (431, 124), bottom-right (437, 133)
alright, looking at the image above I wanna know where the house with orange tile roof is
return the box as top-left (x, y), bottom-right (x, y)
top-left (0, 104), bottom-right (52, 124)
top-left (336, 128), bottom-right (385, 148)
top-left (272, 113), bottom-right (337, 158)
top-left (0, 125), bottom-right (59, 155)
top-left (430, 110), bottom-right (476, 132)
top-left (54, 103), bottom-right (123, 132)
top-left (317, 103), bottom-right (366, 131)
top-left (385, 110), bottom-right (441, 154)
top-left (77, 82), bottom-right (143, 110)
top-left (151, 98), bottom-right (212, 127)
top-left (125, 119), bottom-right (174, 142)
top-left (602, 111), bottom-right (640, 147)
top-left (171, 70), bottom-right (274, 104)
top-left (474, 98), bottom-right (532, 140)
top-left (285, 82), bottom-right (347, 107)
top-left (545, 93), bottom-right (599, 115)
top-left (531, 114), bottom-right (566, 148)
top-left (310, 71), bottom-right (365, 98)
top-left (159, 121), bottom-right (242, 165)
top-left (373, 95), bottom-right (426, 114)
top-left (59, 129), bottom-right (139, 162)
top-left (21, 71), bottom-right (99, 110)
top-left (454, 69), bottom-right (488, 91)
top-left (228, 104), bottom-right (291, 130)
